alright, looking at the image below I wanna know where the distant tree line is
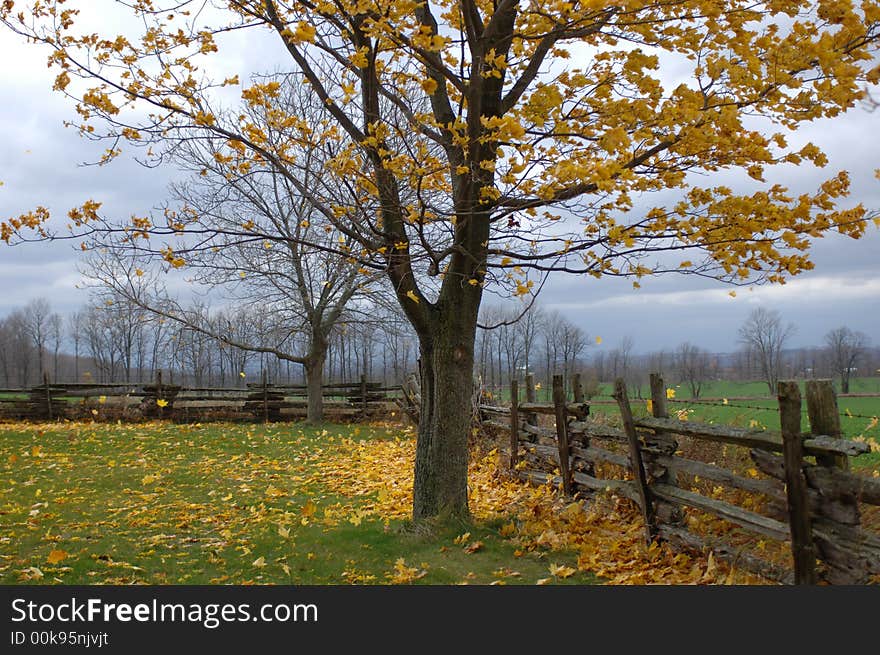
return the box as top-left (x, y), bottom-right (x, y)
top-left (0, 295), bottom-right (418, 389)
top-left (0, 299), bottom-right (876, 399)
top-left (473, 305), bottom-right (877, 399)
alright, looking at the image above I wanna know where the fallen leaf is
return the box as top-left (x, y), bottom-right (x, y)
top-left (463, 540), bottom-right (484, 554)
top-left (47, 549), bottom-right (69, 565)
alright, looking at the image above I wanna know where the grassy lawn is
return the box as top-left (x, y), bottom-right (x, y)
top-left (0, 421), bottom-right (600, 585)
top-left (587, 391), bottom-right (880, 469)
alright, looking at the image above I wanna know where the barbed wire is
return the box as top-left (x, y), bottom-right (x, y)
top-left (666, 398), bottom-right (880, 422)
top-left (588, 395), bottom-right (880, 423)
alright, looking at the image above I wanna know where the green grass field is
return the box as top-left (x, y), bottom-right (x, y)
top-left (0, 421), bottom-right (595, 585)
top-left (587, 381), bottom-right (880, 469)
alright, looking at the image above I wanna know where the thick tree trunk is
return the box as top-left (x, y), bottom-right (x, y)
top-left (412, 313), bottom-right (478, 521)
top-left (304, 354), bottom-right (325, 424)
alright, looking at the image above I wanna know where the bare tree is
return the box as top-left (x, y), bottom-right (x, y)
top-left (0, 312), bottom-right (35, 386)
top-left (824, 326), bottom-right (869, 393)
top-left (23, 298), bottom-right (51, 379)
top-left (738, 307), bottom-right (796, 393)
top-left (675, 342), bottom-right (710, 398)
top-left (559, 321), bottom-right (588, 393)
top-left (48, 312), bottom-right (63, 381)
top-left (67, 311), bottom-right (85, 382)
top-left (81, 85), bottom-right (389, 421)
top-left (516, 303), bottom-right (543, 380)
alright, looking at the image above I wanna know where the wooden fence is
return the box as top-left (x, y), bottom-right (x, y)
top-left (481, 373), bottom-right (880, 585)
top-left (0, 372), bottom-right (402, 423)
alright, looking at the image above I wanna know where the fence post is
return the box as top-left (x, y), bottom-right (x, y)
top-left (804, 379), bottom-right (863, 583)
top-left (613, 378), bottom-right (655, 544)
top-left (778, 380), bottom-right (817, 584)
top-left (551, 375), bottom-right (572, 495)
top-left (360, 374), bottom-right (368, 417)
top-left (806, 380), bottom-right (847, 470)
top-left (648, 374), bottom-right (682, 525)
top-left (572, 372), bottom-right (584, 403)
top-left (156, 370), bottom-right (164, 418)
top-left (262, 369), bottom-right (269, 424)
top-left (524, 373), bottom-right (538, 426)
top-left (509, 379), bottom-right (519, 472)
top-left (43, 372), bottom-right (52, 421)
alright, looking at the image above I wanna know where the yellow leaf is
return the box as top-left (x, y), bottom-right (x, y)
top-left (98, 395), bottom-right (107, 404)
top-left (156, 398), bottom-right (168, 408)
top-left (300, 500), bottom-right (317, 517)
top-left (135, 268), bottom-right (144, 277)
top-left (666, 388), bottom-right (676, 399)
top-left (549, 563), bottom-right (576, 578)
top-left (252, 556), bottom-right (266, 568)
top-left (405, 290), bottom-right (420, 304)
top-left (46, 549), bottom-right (68, 565)
top-left (31, 446), bottom-right (43, 457)
top-left (595, 336), bottom-right (602, 345)
top-left (278, 526), bottom-right (290, 538)
top-left (239, 372), bottom-right (246, 378)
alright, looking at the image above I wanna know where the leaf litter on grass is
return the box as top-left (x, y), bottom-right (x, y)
top-left (1, 420), bottom-right (768, 585)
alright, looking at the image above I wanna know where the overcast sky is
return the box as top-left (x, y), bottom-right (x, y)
top-left (0, 18), bottom-right (878, 354)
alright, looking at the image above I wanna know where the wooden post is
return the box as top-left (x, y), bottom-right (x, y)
top-left (572, 372), bottom-right (584, 403)
top-left (806, 379), bottom-right (847, 470)
top-left (804, 378), bottom-right (862, 583)
top-left (360, 374), bottom-right (368, 417)
top-left (262, 369), bottom-right (269, 423)
top-left (778, 380), bottom-right (817, 585)
top-left (648, 373), bottom-right (682, 525)
top-left (43, 372), bottom-right (52, 421)
top-left (509, 379), bottom-right (519, 472)
top-left (551, 375), bottom-right (572, 495)
top-left (524, 373), bottom-right (537, 426)
top-left (649, 374), bottom-right (667, 419)
top-left (156, 370), bottom-right (164, 418)
top-left (613, 378), bottom-right (655, 544)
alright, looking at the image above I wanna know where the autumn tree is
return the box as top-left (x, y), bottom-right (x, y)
top-left (3, 0), bottom-right (880, 520)
top-left (738, 307), bottom-right (796, 393)
top-left (824, 325), bottom-right (869, 393)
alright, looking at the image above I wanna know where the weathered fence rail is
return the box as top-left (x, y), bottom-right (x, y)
top-left (480, 373), bottom-right (880, 585)
top-left (0, 373), bottom-right (402, 423)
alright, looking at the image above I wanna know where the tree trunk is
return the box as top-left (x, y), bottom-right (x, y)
top-left (304, 354), bottom-right (325, 424)
top-left (412, 315), bottom-right (477, 521)
top-left (303, 329), bottom-right (330, 423)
